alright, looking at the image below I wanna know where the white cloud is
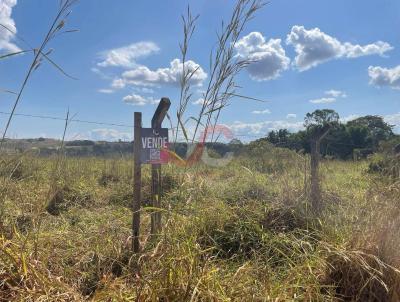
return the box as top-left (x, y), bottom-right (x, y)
top-left (98, 88), bottom-right (114, 94)
top-left (309, 97), bottom-right (336, 104)
top-left (325, 89), bottom-right (347, 98)
top-left (192, 98), bottom-right (205, 105)
top-left (344, 42), bottom-right (393, 58)
top-left (339, 113), bottom-right (400, 131)
top-left (286, 113), bottom-right (297, 119)
top-left (235, 32), bottom-right (290, 80)
top-left (0, 0), bottom-right (20, 54)
top-left (70, 128), bottom-right (132, 141)
top-left (91, 67), bottom-right (113, 80)
top-left (340, 114), bottom-right (360, 123)
top-left (139, 87), bottom-right (154, 94)
top-left (368, 65), bottom-right (400, 89)
top-left (309, 89), bottom-right (347, 104)
top-left (111, 78), bottom-right (126, 89)
top-left (97, 41), bottom-right (160, 68)
top-left (384, 112), bottom-right (400, 131)
top-left (122, 93), bottom-right (159, 106)
top-left (116, 58), bottom-right (207, 88)
top-left (228, 120), bottom-right (303, 135)
top-left (252, 109), bottom-right (271, 114)
top-left (287, 25), bottom-right (393, 71)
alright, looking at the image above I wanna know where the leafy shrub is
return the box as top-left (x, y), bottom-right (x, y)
top-left (368, 154), bottom-right (400, 179)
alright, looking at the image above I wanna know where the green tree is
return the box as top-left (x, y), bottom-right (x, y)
top-left (347, 115), bottom-right (393, 150)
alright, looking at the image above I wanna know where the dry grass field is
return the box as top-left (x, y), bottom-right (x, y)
top-left (1, 147), bottom-right (400, 301)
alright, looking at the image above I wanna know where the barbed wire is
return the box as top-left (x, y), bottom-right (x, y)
top-left (0, 111), bottom-right (270, 139)
top-left (1, 111), bottom-right (372, 147)
top-left (0, 111), bottom-right (134, 128)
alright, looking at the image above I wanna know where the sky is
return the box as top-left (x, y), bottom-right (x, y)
top-left (1, 0), bottom-right (400, 142)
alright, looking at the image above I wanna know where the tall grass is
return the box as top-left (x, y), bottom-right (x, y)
top-left (174, 0), bottom-right (265, 145)
top-left (1, 149), bottom-right (400, 301)
top-left (0, 0), bottom-right (78, 147)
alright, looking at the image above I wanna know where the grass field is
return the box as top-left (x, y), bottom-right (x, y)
top-left (1, 148), bottom-right (400, 301)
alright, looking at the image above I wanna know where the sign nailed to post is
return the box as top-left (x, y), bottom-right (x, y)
top-left (132, 97), bottom-right (171, 253)
top-left (140, 128), bottom-right (169, 164)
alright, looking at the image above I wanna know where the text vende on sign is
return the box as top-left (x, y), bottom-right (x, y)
top-left (140, 128), bottom-right (169, 164)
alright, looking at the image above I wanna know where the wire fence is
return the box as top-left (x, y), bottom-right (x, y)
top-left (0, 111), bottom-right (134, 129)
top-left (0, 110), bottom-right (266, 144)
top-left (1, 110), bottom-right (371, 148)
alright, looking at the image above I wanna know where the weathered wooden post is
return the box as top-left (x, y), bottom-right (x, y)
top-left (310, 137), bottom-right (321, 212)
top-left (133, 112), bottom-right (142, 252)
top-left (132, 99), bottom-right (171, 252)
top-left (151, 98), bottom-right (171, 235)
top-left (309, 129), bottom-right (332, 213)
top-left (304, 109), bottom-right (339, 214)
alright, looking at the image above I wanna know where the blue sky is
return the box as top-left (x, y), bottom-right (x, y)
top-left (1, 0), bottom-right (399, 141)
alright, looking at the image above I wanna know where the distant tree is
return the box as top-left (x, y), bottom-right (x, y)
top-left (65, 140), bottom-right (95, 147)
top-left (321, 124), bottom-right (353, 159)
top-left (347, 125), bottom-right (370, 148)
top-left (305, 109), bottom-right (340, 136)
top-left (228, 138), bottom-right (244, 155)
top-left (260, 114), bottom-right (393, 160)
top-left (229, 138), bottom-right (242, 145)
top-left (277, 129), bottom-right (289, 142)
top-left (266, 129), bottom-right (290, 146)
top-left (266, 131), bottom-right (278, 144)
top-left (347, 115), bottom-right (394, 150)
top-left (245, 138), bottom-right (273, 156)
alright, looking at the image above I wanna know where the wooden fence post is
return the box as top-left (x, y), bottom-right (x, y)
top-left (133, 112), bottom-right (142, 252)
top-left (151, 98), bottom-right (171, 235)
top-left (309, 127), bottom-right (331, 214)
top-left (310, 138), bottom-right (321, 213)
top-left (151, 163), bottom-right (162, 234)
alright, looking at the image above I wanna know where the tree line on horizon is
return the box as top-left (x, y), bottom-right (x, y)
top-left (3, 110), bottom-right (399, 160)
top-left (253, 110), bottom-right (399, 159)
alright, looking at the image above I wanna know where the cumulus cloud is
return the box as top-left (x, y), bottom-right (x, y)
top-left (325, 89), bottom-right (347, 98)
top-left (91, 67), bottom-right (113, 80)
top-left (91, 128), bottom-right (131, 141)
top-left (309, 97), bottom-right (336, 104)
top-left (309, 89), bottom-right (347, 104)
top-left (122, 93), bottom-right (159, 106)
top-left (115, 58), bottom-right (207, 88)
top-left (0, 0), bottom-right (20, 54)
top-left (192, 98), bottom-right (205, 105)
top-left (286, 25), bottom-right (393, 71)
top-left (252, 109), bottom-right (271, 114)
top-left (97, 41), bottom-right (160, 68)
top-left (337, 113), bottom-right (400, 132)
top-left (286, 113), bottom-right (297, 119)
top-left (368, 65), bottom-right (400, 89)
top-left (71, 128), bottom-right (132, 141)
top-left (235, 32), bottom-right (290, 80)
top-left (228, 120), bottom-right (303, 135)
top-left (111, 78), bottom-right (126, 89)
top-left (384, 112), bottom-right (400, 131)
top-left (340, 114), bottom-right (360, 123)
top-left (139, 87), bottom-right (154, 94)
